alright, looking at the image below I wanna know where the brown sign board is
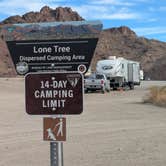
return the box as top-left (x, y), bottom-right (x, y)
top-left (43, 117), bottom-right (66, 142)
top-left (25, 72), bottom-right (83, 115)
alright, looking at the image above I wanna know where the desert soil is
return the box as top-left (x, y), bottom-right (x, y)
top-left (0, 78), bottom-right (166, 166)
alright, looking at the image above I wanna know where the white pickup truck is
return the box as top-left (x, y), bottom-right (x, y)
top-left (84, 73), bottom-right (110, 93)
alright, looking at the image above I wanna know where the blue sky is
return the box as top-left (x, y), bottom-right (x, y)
top-left (0, 0), bottom-right (166, 42)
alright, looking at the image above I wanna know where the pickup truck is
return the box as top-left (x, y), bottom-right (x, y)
top-left (84, 73), bottom-right (110, 93)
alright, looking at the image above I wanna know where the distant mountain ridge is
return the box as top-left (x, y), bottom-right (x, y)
top-left (0, 6), bottom-right (166, 80)
top-left (94, 26), bottom-right (166, 80)
top-left (1, 22), bottom-right (102, 41)
top-left (0, 6), bottom-right (84, 24)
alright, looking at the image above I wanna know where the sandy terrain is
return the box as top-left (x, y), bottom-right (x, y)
top-left (0, 78), bottom-right (166, 166)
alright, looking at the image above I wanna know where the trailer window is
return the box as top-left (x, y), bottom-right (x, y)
top-left (102, 66), bottom-right (113, 70)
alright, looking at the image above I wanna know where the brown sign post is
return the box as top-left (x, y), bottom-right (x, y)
top-left (25, 72), bottom-right (83, 115)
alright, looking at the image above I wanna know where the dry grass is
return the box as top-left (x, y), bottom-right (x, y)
top-left (143, 86), bottom-right (166, 107)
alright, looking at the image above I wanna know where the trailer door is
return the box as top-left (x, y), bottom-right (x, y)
top-left (133, 63), bottom-right (140, 84)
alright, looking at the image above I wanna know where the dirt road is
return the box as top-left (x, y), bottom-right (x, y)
top-left (0, 79), bottom-right (166, 166)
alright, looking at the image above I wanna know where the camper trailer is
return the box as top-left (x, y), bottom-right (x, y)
top-left (96, 57), bottom-right (140, 90)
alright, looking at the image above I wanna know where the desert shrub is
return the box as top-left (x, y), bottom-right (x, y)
top-left (143, 86), bottom-right (166, 107)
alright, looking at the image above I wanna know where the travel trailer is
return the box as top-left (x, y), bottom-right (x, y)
top-left (96, 57), bottom-right (140, 90)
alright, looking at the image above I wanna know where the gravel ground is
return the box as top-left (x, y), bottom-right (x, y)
top-left (0, 79), bottom-right (166, 166)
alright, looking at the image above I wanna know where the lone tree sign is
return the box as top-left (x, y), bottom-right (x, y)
top-left (25, 72), bottom-right (83, 115)
top-left (0, 21), bottom-right (102, 75)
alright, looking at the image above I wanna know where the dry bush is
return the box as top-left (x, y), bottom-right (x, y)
top-left (143, 86), bottom-right (166, 107)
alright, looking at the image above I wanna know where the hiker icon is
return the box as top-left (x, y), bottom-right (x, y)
top-left (47, 128), bottom-right (56, 140)
top-left (44, 118), bottom-right (66, 141)
top-left (54, 118), bottom-right (63, 137)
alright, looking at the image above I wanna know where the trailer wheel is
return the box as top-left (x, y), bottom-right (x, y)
top-left (122, 83), bottom-right (129, 91)
top-left (101, 87), bottom-right (106, 94)
top-left (129, 83), bottom-right (134, 90)
top-left (84, 89), bottom-right (88, 93)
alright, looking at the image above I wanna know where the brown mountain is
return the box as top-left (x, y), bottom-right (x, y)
top-left (93, 26), bottom-right (166, 80)
top-left (0, 6), bottom-right (166, 80)
top-left (0, 6), bottom-right (84, 24)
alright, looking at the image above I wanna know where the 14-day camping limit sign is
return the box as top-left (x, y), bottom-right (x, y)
top-left (25, 72), bottom-right (83, 115)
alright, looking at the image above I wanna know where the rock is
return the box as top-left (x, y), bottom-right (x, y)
top-left (1, 6), bottom-right (84, 24)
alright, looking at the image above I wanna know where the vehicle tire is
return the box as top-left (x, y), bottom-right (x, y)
top-left (106, 86), bottom-right (111, 92)
top-left (123, 85), bottom-right (128, 91)
top-left (113, 87), bottom-right (117, 90)
top-left (102, 87), bottom-right (106, 94)
top-left (85, 89), bottom-right (88, 93)
top-left (129, 83), bottom-right (134, 90)
top-left (122, 83), bottom-right (128, 91)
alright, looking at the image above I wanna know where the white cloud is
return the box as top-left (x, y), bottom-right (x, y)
top-left (134, 27), bottom-right (166, 36)
top-left (72, 5), bottom-right (113, 17)
top-left (0, 0), bottom-right (61, 16)
top-left (148, 6), bottom-right (166, 12)
top-left (148, 7), bottom-right (156, 12)
top-left (72, 5), bottom-right (140, 20)
top-left (90, 0), bottom-right (134, 6)
top-left (99, 13), bottom-right (140, 19)
top-left (147, 18), bottom-right (157, 22)
top-left (0, 0), bottom-right (142, 21)
top-left (140, 0), bottom-right (151, 1)
top-left (159, 6), bottom-right (166, 11)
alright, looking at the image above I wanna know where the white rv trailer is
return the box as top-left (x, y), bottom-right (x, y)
top-left (96, 57), bottom-right (140, 90)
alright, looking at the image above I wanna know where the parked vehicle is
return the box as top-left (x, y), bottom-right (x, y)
top-left (96, 57), bottom-right (140, 90)
top-left (84, 73), bottom-right (110, 93)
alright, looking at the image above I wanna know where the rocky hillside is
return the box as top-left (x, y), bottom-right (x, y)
top-left (0, 6), bottom-right (84, 24)
top-left (0, 39), bottom-right (16, 76)
top-left (0, 6), bottom-right (166, 80)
